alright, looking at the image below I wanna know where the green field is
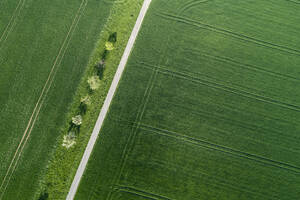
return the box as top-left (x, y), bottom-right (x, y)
top-left (75, 0), bottom-right (300, 199)
top-left (0, 0), bottom-right (115, 199)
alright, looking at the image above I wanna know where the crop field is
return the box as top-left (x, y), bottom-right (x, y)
top-left (74, 0), bottom-right (300, 199)
top-left (0, 0), bottom-right (116, 199)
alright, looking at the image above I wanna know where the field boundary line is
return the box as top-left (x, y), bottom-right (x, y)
top-left (0, 0), bottom-right (88, 198)
top-left (66, 0), bottom-right (153, 199)
top-left (157, 12), bottom-right (300, 56)
top-left (0, 0), bottom-right (26, 48)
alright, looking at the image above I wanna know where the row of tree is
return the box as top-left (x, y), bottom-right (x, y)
top-left (63, 32), bottom-right (117, 148)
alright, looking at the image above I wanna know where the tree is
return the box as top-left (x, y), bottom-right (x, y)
top-left (105, 41), bottom-right (114, 51)
top-left (72, 115), bottom-right (82, 126)
top-left (79, 95), bottom-right (91, 114)
top-left (87, 76), bottom-right (100, 90)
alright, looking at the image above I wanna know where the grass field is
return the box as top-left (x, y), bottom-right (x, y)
top-left (74, 0), bottom-right (300, 199)
top-left (0, 0), bottom-right (116, 199)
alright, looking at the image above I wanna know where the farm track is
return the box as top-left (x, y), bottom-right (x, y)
top-left (139, 62), bottom-right (300, 114)
top-left (0, 0), bottom-right (26, 49)
top-left (185, 48), bottom-right (300, 82)
top-left (157, 12), bottom-right (300, 57)
top-left (115, 185), bottom-right (172, 200)
top-left (0, 0), bottom-right (88, 198)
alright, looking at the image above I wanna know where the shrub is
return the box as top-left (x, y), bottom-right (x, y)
top-left (105, 41), bottom-right (114, 51)
top-left (79, 95), bottom-right (91, 114)
top-left (80, 95), bottom-right (91, 106)
top-left (95, 59), bottom-right (105, 79)
top-left (62, 134), bottom-right (76, 148)
top-left (87, 76), bottom-right (101, 90)
top-left (72, 115), bottom-right (82, 126)
top-left (108, 32), bottom-right (117, 43)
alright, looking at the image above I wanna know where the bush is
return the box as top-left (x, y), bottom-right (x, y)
top-left (87, 76), bottom-right (101, 91)
top-left (105, 41), bottom-right (114, 51)
top-left (108, 32), bottom-right (117, 43)
top-left (79, 95), bottom-right (91, 114)
top-left (72, 115), bottom-right (82, 126)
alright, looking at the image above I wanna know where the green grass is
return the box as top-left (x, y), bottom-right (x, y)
top-left (36, 0), bottom-right (144, 199)
top-left (0, 0), bottom-right (115, 199)
top-left (75, 0), bottom-right (300, 199)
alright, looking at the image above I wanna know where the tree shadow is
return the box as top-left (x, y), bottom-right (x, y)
top-left (38, 192), bottom-right (48, 200)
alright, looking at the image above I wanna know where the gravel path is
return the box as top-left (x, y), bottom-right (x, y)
top-left (66, 0), bottom-right (152, 199)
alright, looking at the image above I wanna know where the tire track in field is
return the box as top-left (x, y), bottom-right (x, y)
top-left (140, 62), bottom-right (300, 114)
top-left (153, 59), bottom-right (300, 113)
top-left (138, 123), bottom-right (300, 174)
top-left (110, 118), bottom-right (291, 199)
top-left (286, 0), bottom-right (300, 4)
top-left (106, 5), bottom-right (175, 199)
top-left (167, 101), bottom-right (300, 152)
top-left (178, 0), bottom-right (211, 14)
top-left (0, 0), bottom-right (26, 49)
top-left (109, 118), bottom-right (291, 199)
top-left (157, 12), bottom-right (300, 57)
top-left (147, 159), bottom-right (272, 199)
top-left (184, 48), bottom-right (300, 82)
top-left (112, 115), bottom-right (300, 155)
top-left (176, 102), bottom-right (300, 147)
top-left (111, 98), bottom-right (300, 155)
top-left (0, 0), bottom-right (88, 198)
top-left (145, 159), bottom-right (280, 200)
top-left (106, 63), bottom-right (159, 200)
top-left (115, 185), bottom-right (172, 200)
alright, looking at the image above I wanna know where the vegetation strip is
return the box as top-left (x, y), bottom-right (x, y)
top-left (67, 0), bottom-right (152, 199)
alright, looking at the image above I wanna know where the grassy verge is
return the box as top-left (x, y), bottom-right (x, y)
top-left (36, 0), bottom-right (144, 199)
